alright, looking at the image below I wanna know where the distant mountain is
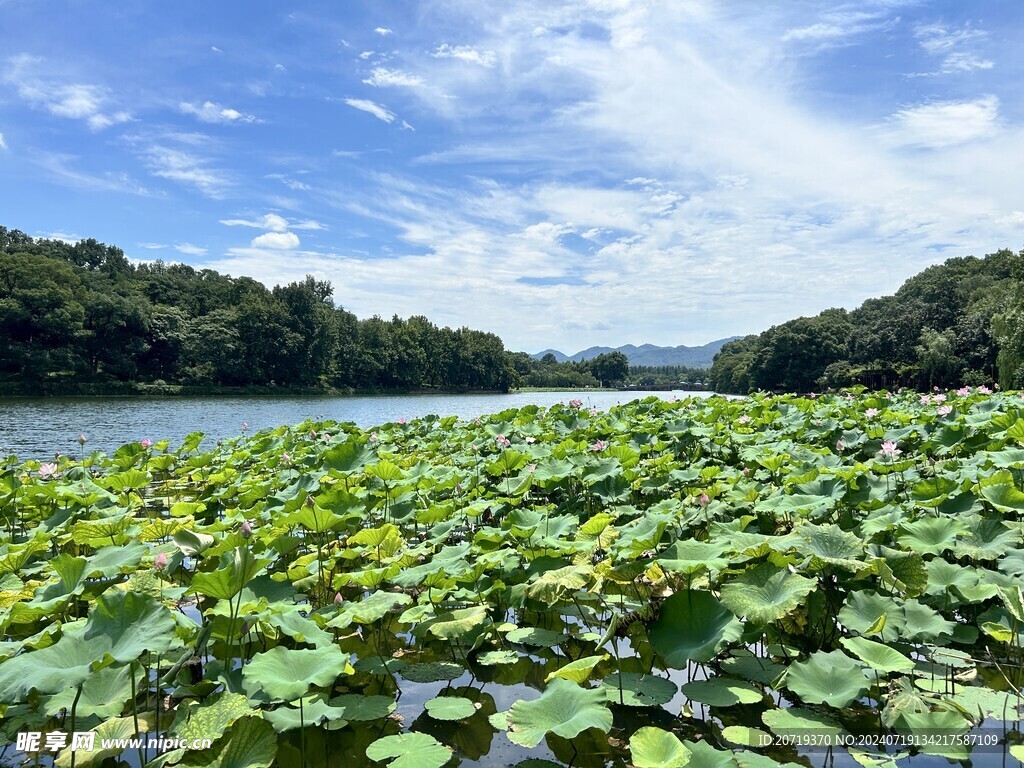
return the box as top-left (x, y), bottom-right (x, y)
top-left (530, 338), bottom-right (740, 368)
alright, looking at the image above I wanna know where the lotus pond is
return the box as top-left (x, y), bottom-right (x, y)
top-left (2, 391), bottom-right (1024, 768)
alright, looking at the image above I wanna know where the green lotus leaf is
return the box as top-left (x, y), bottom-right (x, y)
top-left (506, 626), bottom-right (565, 647)
top-left (525, 564), bottom-right (593, 602)
top-left (837, 590), bottom-right (905, 642)
top-left (721, 726), bottom-right (771, 748)
top-left (400, 661), bottom-right (465, 683)
top-left (173, 529), bottom-right (216, 557)
top-left (171, 692), bottom-right (255, 743)
top-left (53, 714), bottom-right (153, 768)
top-left (365, 732), bottom-right (452, 768)
top-left (506, 678), bottom-right (612, 748)
top-left (179, 716), bottom-right (277, 768)
top-left (681, 738), bottom-right (738, 768)
top-left (840, 636), bottom-right (914, 674)
top-left (0, 590), bottom-right (176, 700)
top-left (242, 645), bottom-right (352, 702)
top-left (333, 590), bottom-right (413, 627)
top-left (425, 695), bottom-right (478, 721)
top-left (190, 547), bottom-right (270, 601)
top-left (83, 541), bottom-right (147, 577)
top-left (353, 656), bottom-right (407, 676)
top-left (648, 590), bottom-right (742, 666)
top-left (897, 517), bottom-right (966, 556)
top-left (761, 706), bottom-right (846, 740)
top-left (720, 654), bottom-right (786, 684)
top-left (719, 563), bottom-right (815, 624)
top-left (426, 605), bottom-right (491, 642)
top-left (545, 654), bottom-right (607, 684)
top-left (331, 693), bottom-right (398, 721)
top-left (681, 677), bottom-right (763, 707)
top-left (263, 696), bottom-right (348, 732)
top-left (657, 539), bottom-right (730, 575)
top-left (629, 726), bottom-right (691, 768)
top-left (793, 523), bottom-right (865, 572)
top-left (951, 686), bottom-right (1020, 721)
top-left (600, 672), bottom-right (677, 707)
top-left (979, 472), bottom-right (1024, 513)
top-left (43, 664), bottom-right (134, 719)
top-left (785, 650), bottom-right (869, 708)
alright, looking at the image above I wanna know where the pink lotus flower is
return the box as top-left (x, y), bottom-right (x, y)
top-left (37, 462), bottom-right (58, 479)
top-left (569, 399), bottom-right (583, 409)
top-left (334, 592), bottom-right (344, 605)
top-left (322, 433), bottom-right (331, 441)
top-left (154, 552), bottom-right (168, 571)
top-left (920, 395), bottom-right (931, 405)
top-left (397, 418), bottom-right (407, 424)
top-left (865, 408), bottom-right (879, 418)
top-left (590, 439), bottom-right (607, 452)
top-left (309, 430), bottom-right (317, 439)
top-left (496, 434), bottom-right (511, 448)
top-left (241, 520), bottom-right (253, 538)
top-left (737, 415), bottom-right (750, 424)
top-left (932, 393), bottom-right (946, 403)
top-left (141, 438), bottom-right (152, 449)
top-left (699, 493), bottom-right (710, 506)
top-left (978, 385), bottom-right (992, 394)
top-left (880, 440), bottom-right (902, 457)
top-left (957, 386), bottom-right (971, 396)
top-left (590, 408), bottom-right (599, 416)
top-left (369, 433), bottom-right (378, 442)
top-left (937, 405), bottom-right (952, 416)
top-left (78, 433), bottom-right (87, 445)
top-left (933, 386), bottom-right (940, 392)
top-left (281, 453), bottom-right (291, 464)
top-left (742, 467), bottom-right (750, 476)
top-left (527, 464), bottom-right (536, 473)
top-left (836, 440), bottom-right (844, 452)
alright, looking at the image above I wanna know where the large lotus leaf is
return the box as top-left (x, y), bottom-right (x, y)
top-left (426, 605), bottom-right (491, 642)
top-left (190, 547), bottom-right (270, 601)
top-left (953, 516), bottom-right (1019, 560)
top-left (719, 564), bottom-right (815, 624)
top-left (173, 529), bottom-right (216, 557)
top-left (477, 650), bottom-right (520, 666)
top-left (897, 517), bottom-right (965, 556)
top-left (902, 599), bottom-right (955, 643)
top-left (681, 739), bottom-right (739, 768)
top-left (264, 609), bottom-right (335, 649)
top-left (525, 564), bottom-right (594, 602)
top-left (792, 523), bottom-right (865, 572)
top-left (837, 590), bottom-right (906, 642)
top-left (722, 727), bottom-right (773, 749)
top-left (979, 472), bottom-right (1024, 512)
top-left (681, 677), bottom-right (763, 707)
top-left (171, 692), bottom-right (255, 743)
top-left (43, 664), bottom-right (134, 719)
top-left (330, 693), bottom-right (397, 721)
top-left (505, 678), bottom-right (613, 747)
top-left (951, 686), bottom-right (1020, 721)
top-left (600, 672), bottom-right (677, 707)
top-left (657, 539), bottom-right (730, 575)
top-left (0, 590), bottom-right (175, 700)
top-left (720, 655), bottom-right (786, 685)
top-left (365, 732), bottom-right (452, 768)
top-left (785, 650), bottom-right (868, 707)
top-left (400, 661), bottom-right (465, 683)
top-left (761, 706), bottom-right (846, 741)
top-left (425, 695), bottom-right (477, 721)
top-left (323, 441), bottom-right (373, 474)
top-left (545, 654), bottom-right (607, 684)
top-left (840, 636), bottom-right (914, 673)
top-left (648, 590), bottom-right (742, 666)
top-left (242, 645), bottom-right (352, 702)
top-left (263, 696), bottom-right (348, 732)
top-left (506, 626), bottom-right (565, 647)
top-left (629, 726), bottom-right (691, 768)
top-left (83, 541), bottom-right (147, 577)
top-left (53, 714), bottom-right (153, 768)
top-left (180, 716), bottom-right (277, 768)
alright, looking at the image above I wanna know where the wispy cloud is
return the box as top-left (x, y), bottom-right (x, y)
top-left (3, 54), bottom-right (131, 131)
top-left (141, 145), bottom-right (231, 198)
top-left (431, 44), bottom-right (497, 68)
top-left (374, 27), bottom-right (392, 36)
top-left (885, 96), bottom-right (1000, 148)
top-left (174, 242), bottom-right (207, 256)
top-left (782, 10), bottom-right (899, 46)
top-left (219, 213), bottom-right (325, 231)
top-left (343, 97), bottom-right (397, 123)
top-left (32, 151), bottom-right (151, 195)
top-left (179, 101), bottom-right (258, 124)
top-left (362, 67), bottom-right (424, 87)
top-left (0, 131), bottom-right (6, 150)
top-left (911, 23), bottom-right (993, 75)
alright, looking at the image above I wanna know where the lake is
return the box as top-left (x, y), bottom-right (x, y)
top-left (0, 389), bottom-right (715, 459)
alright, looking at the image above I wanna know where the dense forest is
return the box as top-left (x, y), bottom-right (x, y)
top-left (0, 227), bottom-right (642, 394)
top-left (709, 247), bottom-right (1024, 394)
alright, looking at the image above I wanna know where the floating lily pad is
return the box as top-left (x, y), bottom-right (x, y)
top-left (400, 661), bottom-right (465, 683)
top-left (365, 732), bottom-right (453, 768)
top-left (681, 677), bottom-right (763, 707)
top-left (425, 695), bottom-right (478, 721)
top-left (600, 672), bottom-right (677, 707)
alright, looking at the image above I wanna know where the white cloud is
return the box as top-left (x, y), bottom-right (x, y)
top-left (141, 145), bottom-right (231, 198)
top-left (343, 98), bottom-right (397, 123)
top-left (138, 242), bottom-right (166, 249)
top-left (431, 44), bottom-right (497, 68)
top-left (362, 67), bottom-right (424, 87)
top-left (220, 213), bottom-right (325, 232)
top-left (782, 11), bottom-right (899, 46)
top-left (941, 52), bottom-right (993, 73)
top-left (912, 22), bottom-right (993, 75)
top-left (0, 131), bottom-right (6, 150)
top-left (374, 27), bottom-right (393, 36)
top-left (251, 231), bottom-right (300, 249)
top-left (359, 51), bottom-right (375, 60)
top-left (4, 55), bottom-right (131, 131)
top-left (175, 243), bottom-right (207, 256)
top-left (885, 96), bottom-right (1000, 149)
top-left (179, 101), bottom-right (257, 124)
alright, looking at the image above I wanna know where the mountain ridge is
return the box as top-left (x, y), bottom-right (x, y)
top-left (530, 337), bottom-right (739, 368)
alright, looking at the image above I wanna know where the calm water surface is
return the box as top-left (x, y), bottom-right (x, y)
top-left (0, 390), bottom-right (714, 458)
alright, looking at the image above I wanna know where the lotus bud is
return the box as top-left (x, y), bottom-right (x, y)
top-left (141, 439), bottom-right (152, 449)
top-left (241, 520), bottom-right (253, 538)
top-left (334, 592), bottom-right (344, 605)
top-left (154, 552), bottom-right (168, 571)
top-left (78, 433), bottom-right (87, 445)
top-left (305, 494), bottom-right (315, 507)
top-left (699, 492), bottom-right (710, 506)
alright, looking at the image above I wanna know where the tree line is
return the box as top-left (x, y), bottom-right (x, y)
top-left (709, 247), bottom-right (1024, 394)
top-left (0, 227), bottom-right (519, 392)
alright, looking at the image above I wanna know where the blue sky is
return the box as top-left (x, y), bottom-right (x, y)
top-left (1, 0), bottom-right (1021, 353)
